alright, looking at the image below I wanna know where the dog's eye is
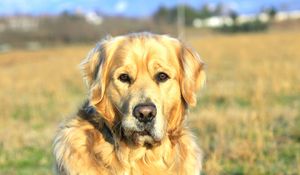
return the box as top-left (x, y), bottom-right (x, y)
top-left (118, 73), bottom-right (131, 83)
top-left (156, 72), bottom-right (169, 83)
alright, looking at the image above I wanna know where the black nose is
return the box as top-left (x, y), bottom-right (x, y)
top-left (133, 103), bottom-right (157, 123)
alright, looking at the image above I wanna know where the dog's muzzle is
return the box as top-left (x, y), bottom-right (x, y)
top-left (121, 102), bottom-right (163, 147)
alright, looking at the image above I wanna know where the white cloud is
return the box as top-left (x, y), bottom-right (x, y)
top-left (115, 1), bottom-right (127, 13)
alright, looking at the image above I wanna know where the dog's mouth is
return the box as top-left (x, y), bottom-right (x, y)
top-left (122, 128), bottom-right (161, 148)
top-left (133, 130), bottom-right (151, 137)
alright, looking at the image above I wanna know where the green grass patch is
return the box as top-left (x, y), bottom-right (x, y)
top-left (275, 93), bottom-right (300, 106)
top-left (12, 104), bottom-right (34, 120)
top-left (0, 146), bottom-right (53, 175)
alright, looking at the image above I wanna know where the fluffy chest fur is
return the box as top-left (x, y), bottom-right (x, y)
top-left (54, 105), bottom-right (201, 175)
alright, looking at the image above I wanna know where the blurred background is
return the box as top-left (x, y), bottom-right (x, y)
top-left (0, 0), bottom-right (300, 174)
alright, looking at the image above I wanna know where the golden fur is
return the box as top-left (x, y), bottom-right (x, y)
top-left (53, 32), bottom-right (206, 175)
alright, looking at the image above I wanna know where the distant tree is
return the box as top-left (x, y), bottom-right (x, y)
top-left (168, 7), bottom-right (178, 24)
top-left (153, 6), bottom-right (170, 23)
top-left (153, 5), bottom-right (200, 26)
top-left (214, 3), bottom-right (224, 16)
top-left (153, 4), bottom-right (221, 26)
top-left (61, 10), bottom-right (72, 17)
top-left (60, 10), bottom-right (84, 20)
top-left (267, 7), bottom-right (277, 19)
top-left (229, 10), bottom-right (238, 23)
top-left (182, 5), bottom-right (199, 25)
top-left (198, 4), bottom-right (214, 18)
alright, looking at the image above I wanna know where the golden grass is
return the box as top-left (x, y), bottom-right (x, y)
top-left (0, 31), bottom-right (299, 174)
top-left (189, 31), bottom-right (300, 174)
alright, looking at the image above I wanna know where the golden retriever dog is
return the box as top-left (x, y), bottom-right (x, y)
top-left (53, 32), bottom-right (206, 175)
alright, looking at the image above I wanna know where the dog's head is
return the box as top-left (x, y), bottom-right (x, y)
top-left (81, 33), bottom-right (205, 147)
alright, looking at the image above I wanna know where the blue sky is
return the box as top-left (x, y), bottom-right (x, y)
top-left (0, 0), bottom-right (299, 17)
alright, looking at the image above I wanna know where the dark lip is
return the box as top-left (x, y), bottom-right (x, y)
top-left (121, 126), bottom-right (152, 139)
top-left (121, 128), bottom-right (162, 148)
top-left (133, 130), bottom-right (151, 136)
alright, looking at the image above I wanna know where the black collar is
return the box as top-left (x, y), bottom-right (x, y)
top-left (77, 101), bottom-right (115, 145)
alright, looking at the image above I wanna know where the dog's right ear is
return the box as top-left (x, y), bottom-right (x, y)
top-left (80, 40), bottom-right (109, 106)
top-left (81, 42), bottom-right (105, 87)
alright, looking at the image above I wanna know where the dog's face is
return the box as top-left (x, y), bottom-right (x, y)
top-left (81, 33), bottom-right (205, 147)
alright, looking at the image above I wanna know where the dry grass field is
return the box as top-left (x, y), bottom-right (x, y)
top-left (0, 30), bottom-right (299, 175)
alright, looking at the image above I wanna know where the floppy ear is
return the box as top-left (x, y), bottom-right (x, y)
top-left (80, 41), bottom-right (108, 106)
top-left (180, 44), bottom-right (206, 107)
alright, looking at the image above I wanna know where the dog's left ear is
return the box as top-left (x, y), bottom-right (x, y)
top-left (180, 44), bottom-right (206, 107)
